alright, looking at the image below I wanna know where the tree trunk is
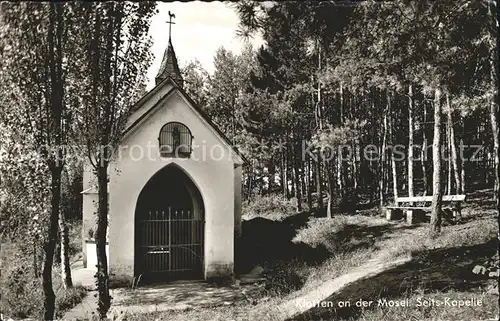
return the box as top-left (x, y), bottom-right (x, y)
top-left (370, 90), bottom-right (377, 204)
top-left (422, 102), bottom-right (429, 196)
top-left (267, 163), bottom-right (275, 193)
top-left (447, 110), bottom-right (452, 195)
top-left (293, 134), bottom-right (302, 211)
top-left (488, 0), bottom-right (499, 214)
top-left (491, 95), bottom-right (500, 210)
top-left (408, 85), bottom-right (414, 197)
top-left (43, 4), bottom-right (65, 318)
top-left (288, 143), bottom-right (295, 199)
top-left (482, 146), bottom-right (488, 187)
top-left (289, 155), bottom-right (295, 199)
top-left (59, 209), bottom-right (73, 289)
top-left (353, 145), bottom-right (359, 193)
top-left (337, 155), bottom-right (344, 199)
top-left (338, 82), bottom-right (347, 204)
top-left (326, 161), bottom-right (335, 218)
top-left (33, 237), bottom-right (40, 278)
top-left (460, 136), bottom-right (466, 194)
top-left (300, 162), bottom-right (307, 210)
top-left (306, 156), bottom-right (313, 210)
top-left (430, 88), bottom-right (443, 235)
top-left (379, 107), bottom-right (388, 206)
top-left (388, 92), bottom-right (398, 200)
top-left (315, 43), bottom-right (325, 212)
top-left (96, 165), bottom-right (111, 318)
top-left (43, 168), bottom-right (62, 320)
top-left (315, 155), bottom-right (323, 210)
top-left (282, 150), bottom-right (288, 198)
top-left (247, 165), bottom-right (254, 199)
top-left (447, 94), bottom-right (461, 194)
top-left (294, 154), bottom-right (302, 212)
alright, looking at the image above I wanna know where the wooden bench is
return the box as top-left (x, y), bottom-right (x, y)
top-left (385, 195), bottom-right (466, 224)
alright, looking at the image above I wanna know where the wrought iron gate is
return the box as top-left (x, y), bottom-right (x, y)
top-left (137, 207), bottom-right (204, 279)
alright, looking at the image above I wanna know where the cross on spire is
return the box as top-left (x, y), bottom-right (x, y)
top-left (167, 11), bottom-right (175, 40)
top-left (155, 10), bottom-right (183, 87)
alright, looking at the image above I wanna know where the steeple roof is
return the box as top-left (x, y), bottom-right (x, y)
top-left (155, 38), bottom-right (184, 87)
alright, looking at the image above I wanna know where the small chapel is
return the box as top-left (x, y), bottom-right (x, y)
top-left (81, 17), bottom-right (245, 285)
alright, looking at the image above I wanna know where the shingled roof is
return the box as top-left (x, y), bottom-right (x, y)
top-left (155, 38), bottom-right (184, 87)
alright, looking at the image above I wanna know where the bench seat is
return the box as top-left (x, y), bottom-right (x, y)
top-left (395, 195), bottom-right (465, 203)
top-left (385, 206), bottom-right (454, 210)
top-left (385, 194), bottom-right (466, 224)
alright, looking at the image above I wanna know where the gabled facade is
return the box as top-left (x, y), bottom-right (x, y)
top-left (82, 37), bottom-right (245, 285)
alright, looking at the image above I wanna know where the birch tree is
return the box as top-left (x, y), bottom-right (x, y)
top-left (75, 2), bottom-right (156, 318)
top-left (0, 3), bottom-right (87, 318)
top-left (430, 89), bottom-right (444, 235)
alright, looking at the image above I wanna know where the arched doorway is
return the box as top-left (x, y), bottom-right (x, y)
top-left (135, 164), bottom-right (204, 282)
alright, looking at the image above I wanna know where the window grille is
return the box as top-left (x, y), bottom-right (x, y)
top-left (159, 122), bottom-right (192, 157)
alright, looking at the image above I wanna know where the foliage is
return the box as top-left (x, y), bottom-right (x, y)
top-left (0, 1), bottom-right (90, 316)
top-left (263, 260), bottom-right (306, 297)
top-left (0, 240), bottom-right (87, 319)
top-left (472, 235), bottom-right (500, 280)
top-left (231, 0), bottom-right (499, 220)
top-left (54, 285), bottom-right (87, 318)
top-left (75, 2), bottom-right (156, 163)
top-left (293, 215), bottom-right (388, 253)
top-left (1, 260), bottom-right (44, 318)
top-left (61, 164), bottom-right (84, 222)
top-left (0, 141), bottom-right (49, 242)
top-left (71, 2), bottom-right (157, 318)
top-left (1, 1), bottom-right (156, 318)
top-left (181, 59), bottom-right (209, 107)
top-left (242, 194), bottom-right (303, 221)
top-left (311, 120), bottom-right (367, 157)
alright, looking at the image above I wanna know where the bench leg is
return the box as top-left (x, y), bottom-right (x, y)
top-left (385, 208), bottom-right (394, 220)
top-left (442, 209), bottom-right (456, 225)
top-left (406, 209), bottom-right (427, 224)
top-left (453, 205), bottom-right (462, 223)
top-left (406, 210), bottom-right (414, 225)
top-left (386, 208), bottom-right (403, 220)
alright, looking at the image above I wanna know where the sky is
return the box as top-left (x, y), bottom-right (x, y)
top-left (146, 1), bottom-right (264, 90)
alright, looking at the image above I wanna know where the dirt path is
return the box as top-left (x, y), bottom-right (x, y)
top-left (63, 278), bottom-right (262, 320)
top-left (63, 257), bottom-right (410, 321)
top-left (275, 256), bottom-right (411, 320)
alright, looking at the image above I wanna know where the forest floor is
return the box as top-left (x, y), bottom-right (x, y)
top-left (0, 221), bottom-right (87, 321)
top-left (68, 190), bottom-right (498, 321)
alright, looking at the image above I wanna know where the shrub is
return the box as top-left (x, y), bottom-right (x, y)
top-left (1, 266), bottom-right (44, 318)
top-left (242, 194), bottom-right (304, 221)
top-left (68, 220), bottom-right (83, 257)
top-left (0, 241), bottom-right (43, 318)
top-left (263, 260), bottom-right (307, 296)
top-left (292, 216), bottom-right (388, 253)
top-left (55, 285), bottom-right (87, 318)
top-left (0, 240), bottom-right (87, 319)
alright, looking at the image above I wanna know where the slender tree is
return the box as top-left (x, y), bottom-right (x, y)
top-left (408, 85), bottom-right (414, 198)
top-left (75, 3), bottom-right (156, 317)
top-left (430, 89), bottom-right (443, 235)
top-left (486, 0), bottom-right (499, 212)
top-left (0, 3), bottom-right (85, 317)
top-left (446, 94), bottom-right (461, 194)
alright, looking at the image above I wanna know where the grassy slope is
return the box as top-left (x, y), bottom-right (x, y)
top-left (293, 192), bottom-right (499, 320)
top-left (0, 221), bottom-right (87, 319)
top-left (123, 193), bottom-right (498, 321)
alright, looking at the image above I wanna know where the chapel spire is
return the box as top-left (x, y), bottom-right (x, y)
top-left (155, 11), bottom-right (184, 87)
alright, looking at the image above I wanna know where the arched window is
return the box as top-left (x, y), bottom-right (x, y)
top-left (159, 122), bottom-right (193, 157)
